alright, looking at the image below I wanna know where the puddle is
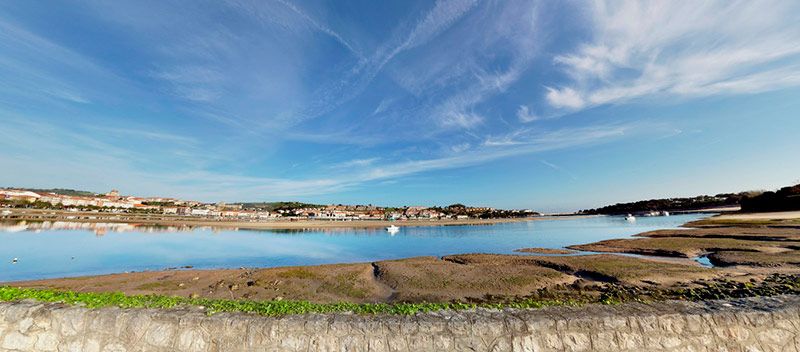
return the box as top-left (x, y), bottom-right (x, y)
top-left (694, 255), bottom-right (714, 268)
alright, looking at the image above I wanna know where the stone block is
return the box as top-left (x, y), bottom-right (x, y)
top-left (34, 331), bottom-right (59, 352)
top-left (561, 332), bottom-right (591, 351)
top-left (144, 321), bottom-right (176, 347)
top-left (2, 331), bottom-right (36, 351)
top-left (101, 343), bottom-right (128, 352)
top-left (177, 327), bottom-right (209, 352)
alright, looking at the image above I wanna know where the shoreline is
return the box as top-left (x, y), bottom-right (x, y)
top-left (0, 208), bottom-right (590, 230)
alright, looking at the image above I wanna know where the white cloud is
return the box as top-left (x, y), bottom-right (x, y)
top-left (439, 111), bottom-right (483, 129)
top-left (550, 0), bottom-right (800, 111)
top-left (545, 87), bottom-right (585, 109)
top-left (516, 105), bottom-right (539, 123)
top-left (329, 158), bottom-right (380, 169)
top-left (450, 143), bottom-right (470, 153)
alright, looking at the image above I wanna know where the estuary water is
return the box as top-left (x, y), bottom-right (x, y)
top-left (0, 214), bottom-right (706, 282)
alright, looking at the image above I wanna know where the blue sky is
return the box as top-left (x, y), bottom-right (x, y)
top-left (1, 1), bottom-right (800, 212)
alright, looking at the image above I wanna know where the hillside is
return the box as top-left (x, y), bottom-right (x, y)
top-left (741, 184), bottom-right (800, 212)
top-left (580, 193), bottom-right (746, 215)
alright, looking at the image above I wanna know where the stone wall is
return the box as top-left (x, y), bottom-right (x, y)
top-left (1, 295), bottom-right (799, 351)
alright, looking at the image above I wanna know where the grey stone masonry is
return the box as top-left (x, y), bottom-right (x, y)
top-left (1, 295), bottom-right (800, 351)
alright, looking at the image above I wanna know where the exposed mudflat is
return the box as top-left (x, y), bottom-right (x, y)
top-left (569, 237), bottom-right (800, 258)
top-left (638, 227), bottom-right (800, 241)
top-left (573, 213), bottom-right (800, 270)
top-left (513, 247), bottom-right (578, 254)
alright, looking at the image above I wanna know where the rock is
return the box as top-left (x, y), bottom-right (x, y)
top-left (34, 332), bottom-right (59, 351)
top-left (101, 343), bottom-right (127, 352)
top-left (144, 321), bottom-right (175, 347)
top-left (2, 332), bottom-right (36, 350)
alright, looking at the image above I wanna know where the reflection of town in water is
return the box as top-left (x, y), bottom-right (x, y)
top-left (0, 221), bottom-right (390, 237)
top-left (0, 221), bottom-right (215, 236)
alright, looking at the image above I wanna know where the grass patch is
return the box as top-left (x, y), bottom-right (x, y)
top-left (0, 286), bottom-right (577, 317)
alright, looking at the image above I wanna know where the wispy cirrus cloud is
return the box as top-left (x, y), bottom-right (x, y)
top-left (540, 160), bottom-right (578, 181)
top-left (0, 19), bottom-right (130, 107)
top-left (0, 112), bottom-right (638, 200)
top-left (225, 0), bottom-right (361, 57)
top-left (516, 105), bottom-right (539, 123)
top-left (152, 66), bottom-right (225, 102)
top-left (387, 0), bottom-right (542, 130)
top-left (281, 0), bottom-right (482, 127)
top-left (328, 158), bottom-right (381, 170)
top-left (548, 0), bottom-right (800, 112)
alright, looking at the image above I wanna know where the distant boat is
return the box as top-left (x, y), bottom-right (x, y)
top-left (11, 257), bottom-right (18, 264)
top-left (660, 211), bottom-right (670, 216)
top-left (386, 225), bottom-right (400, 234)
top-left (624, 214), bottom-right (636, 222)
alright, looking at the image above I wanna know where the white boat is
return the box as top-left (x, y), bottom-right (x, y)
top-left (386, 225), bottom-right (400, 234)
top-left (660, 211), bottom-right (670, 216)
top-left (624, 214), bottom-right (636, 222)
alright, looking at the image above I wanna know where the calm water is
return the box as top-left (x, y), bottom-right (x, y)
top-left (0, 214), bottom-right (707, 282)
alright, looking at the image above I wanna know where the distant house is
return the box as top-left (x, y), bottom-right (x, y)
top-left (0, 190), bottom-right (41, 202)
top-left (191, 209), bottom-right (210, 216)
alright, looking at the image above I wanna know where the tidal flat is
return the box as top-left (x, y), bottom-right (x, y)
top-left (5, 212), bottom-right (800, 310)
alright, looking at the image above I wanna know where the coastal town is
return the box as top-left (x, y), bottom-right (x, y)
top-left (0, 188), bottom-right (540, 222)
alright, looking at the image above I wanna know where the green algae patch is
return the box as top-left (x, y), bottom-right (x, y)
top-left (0, 286), bottom-right (578, 317)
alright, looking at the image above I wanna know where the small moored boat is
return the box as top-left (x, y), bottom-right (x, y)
top-left (386, 225), bottom-right (400, 234)
top-left (624, 214), bottom-right (636, 222)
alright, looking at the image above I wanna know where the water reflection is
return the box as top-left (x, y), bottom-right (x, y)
top-left (0, 220), bottom-right (207, 236)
